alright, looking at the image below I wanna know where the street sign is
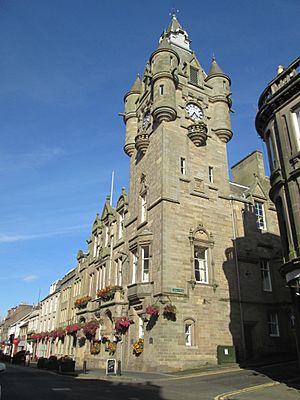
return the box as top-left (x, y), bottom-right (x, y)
top-left (106, 358), bottom-right (117, 375)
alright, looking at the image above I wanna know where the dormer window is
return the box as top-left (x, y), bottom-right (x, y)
top-left (190, 66), bottom-right (198, 85)
top-left (254, 201), bottom-right (266, 230)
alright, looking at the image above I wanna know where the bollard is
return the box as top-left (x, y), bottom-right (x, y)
top-left (117, 360), bottom-right (121, 376)
top-left (83, 360), bottom-right (87, 374)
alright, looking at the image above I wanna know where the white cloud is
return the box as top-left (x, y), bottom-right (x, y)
top-left (0, 224), bottom-right (90, 244)
top-left (22, 275), bottom-right (38, 282)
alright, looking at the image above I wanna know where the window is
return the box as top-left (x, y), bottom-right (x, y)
top-left (260, 259), bottom-right (272, 292)
top-left (185, 323), bottom-right (192, 346)
top-left (180, 158), bottom-right (186, 175)
top-left (141, 246), bottom-right (150, 282)
top-left (93, 235), bottom-right (97, 257)
top-left (102, 266), bottom-right (106, 289)
top-left (208, 166), bottom-right (214, 183)
top-left (89, 273), bottom-right (95, 297)
top-left (292, 107), bottom-right (300, 150)
top-left (138, 317), bottom-right (145, 339)
top-left (159, 84), bottom-right (164, 95)
top-left (131, 250), bottom-right (138, 284)
top-left (190, 66), bottom-right (198, 85)
top-left (141, 193), bottom-right (147, 223)
top-left (115, 259), bottom-right (122, 287)
top-left (266, 131), bottom-right (277, 171)
top-left (194, 246), bottom-right (208, 283)
top-left (118, 210), bottom-right (124, 240)
top-left (268, 311), bottom-right (280, 337)
top-left (254, 201), bottom-right (266, 230)
top-left (104, 225), bottom-right (109, 247)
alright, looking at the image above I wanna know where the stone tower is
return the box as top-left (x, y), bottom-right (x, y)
top-left (122, 14), bottom-right (236, 370)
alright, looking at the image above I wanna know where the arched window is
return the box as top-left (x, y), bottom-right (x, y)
top-left (184, 318), bottom-right (195, 347)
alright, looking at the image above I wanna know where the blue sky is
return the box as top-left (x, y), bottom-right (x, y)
top-left (0, 0), bottom-right (299, 317)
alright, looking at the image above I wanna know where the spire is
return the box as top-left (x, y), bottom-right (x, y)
top-left (166, 13), bottom-right (184, 34)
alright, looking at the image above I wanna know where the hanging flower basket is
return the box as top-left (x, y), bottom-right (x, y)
top-left (163, 304), bottom-right (177, 321)
top-left (66, 323), bottom-right (81, 334)
top-left (106, 341), bottom-right (117, 355)
top-left (83, 320), bottom-right (99, 339)
top-left (49, 329), bottom-right (65, 340)
top-left (132, 338), bottom-right (144, 356)
top-left (97, 286), bottom-right (121, 302)
top-left (90, 340), bottom-right (101, 355)
top-left (74, 295), bottom-right (92, 309)
top-left (115, 317), bottom-right (131, 334)
top-left (145, 305), bottom-right (159, 316)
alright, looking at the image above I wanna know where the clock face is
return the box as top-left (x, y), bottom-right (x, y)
top-left (142, 112), bottom-right (151, 129)
top-left (186, 103), bottom-right (203, 122)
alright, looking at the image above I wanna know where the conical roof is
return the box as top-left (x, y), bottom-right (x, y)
top-left (208, 58), bottom-right (225, 75)
top-left (129, 75), bottom-right (142, 94)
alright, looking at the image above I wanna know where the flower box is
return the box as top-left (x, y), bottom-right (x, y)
top-left (145, 305), bottom-right (159, 316)
top-left (74, 295), bottom-right (92, 309)
top-left (115, 317), bottom-right (131, 334)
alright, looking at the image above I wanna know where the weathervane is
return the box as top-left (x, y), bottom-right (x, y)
top-left (169, 6), bottom-right (179, 17)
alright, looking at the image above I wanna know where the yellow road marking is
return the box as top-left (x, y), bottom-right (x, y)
top-left (214, 381), bottom-right (280, 400)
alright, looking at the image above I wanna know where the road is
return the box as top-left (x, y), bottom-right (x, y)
top-left (0, 362), bottom-right (299, 400)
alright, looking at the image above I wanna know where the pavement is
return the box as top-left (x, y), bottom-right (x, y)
top-left (28, 358), bottom-right (300, 399)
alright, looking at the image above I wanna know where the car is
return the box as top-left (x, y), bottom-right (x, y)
top-left (12, 350), bottom-right (26, 364)
top-left (0, 362), bottom-right (6, 400)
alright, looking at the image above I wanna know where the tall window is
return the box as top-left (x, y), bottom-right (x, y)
top-left (141, 193), bottom-right (147, 223)
top-left (141, 246), bottom-right (150, 282)
top-left (89, 273), bottom-right (95, 297)
top-left (138, 317), bottom-right (145, 339)
top-left (268, 311), bottom-right (280, 337)
top-left (159, 84), bottom-right (164, 95)
top-left (115, 258), bottom-right (122, 287)
top-left (266, 131), bottom-right (278, 171)
top-left (105, 225), bottom-right (109, 247)
top-left (93, 235), bottom-right (97, 257)
top-left (184, 323), bottom-right (192, 346)
top-left (292, 106), bottom-right (300, 150)
top-left (190, 66), bottom-right (198, 85)
top-left (118, 210), bottom-right (124, 240)
top-left (208, 166), bottom-right (214, 183)
top-left (254, 201), bottom-right (266, 230)
top-left (194, 246), bottom-right (208, 283)
top-left (260, 259), bottom-right (272, 291)
top-left (180, 158), bottom-right (186, 175)
top-left (131, 250), bottom-right (138, 284)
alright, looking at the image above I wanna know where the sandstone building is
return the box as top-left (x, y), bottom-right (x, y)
top-left (1, 15), bottom-right (295, 371)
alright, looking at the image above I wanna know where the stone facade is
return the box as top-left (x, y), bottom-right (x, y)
top-left (1, 15), bottom-right (296, 372)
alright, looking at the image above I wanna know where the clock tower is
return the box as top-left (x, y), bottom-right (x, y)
top-left (122, 14), bottom-right (235, 370)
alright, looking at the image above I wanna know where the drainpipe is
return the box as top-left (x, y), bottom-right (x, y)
top-left (230, 197), bottom-right (246, 359)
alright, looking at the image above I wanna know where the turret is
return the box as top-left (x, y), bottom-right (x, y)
top-left (123, 76), bottom-right (142, 156)
top-left (150, 36), bottom-right (179, 123)
top-left (205, 57), bottom-right (233, 143)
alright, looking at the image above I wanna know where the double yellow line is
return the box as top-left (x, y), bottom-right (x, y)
top-left (214, 381), bottom-right (280, 400)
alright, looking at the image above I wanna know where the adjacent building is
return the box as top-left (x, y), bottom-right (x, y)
top-left (256, 56), bottom-right (300, 360)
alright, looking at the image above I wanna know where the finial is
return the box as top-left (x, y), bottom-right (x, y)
top-left (277, 65), bottom-right (284, 75)
top-left (212, 53), bottom-right (216, 62)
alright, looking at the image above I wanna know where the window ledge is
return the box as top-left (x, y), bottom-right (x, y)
top-left (137, 221), bottom-right (148, 230)
top-left (179, 177), bottom-right (191, 183)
